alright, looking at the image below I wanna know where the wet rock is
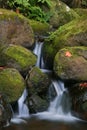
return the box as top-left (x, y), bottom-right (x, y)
top-left (26, 67), bottom-right (51, 113)
top-left (68, 82), bottom-right (87, 120)
top-left (0, 93), bottom-right (12, 128)
top-left (28, 94), bottom-right (49, 113)
top-left (26, 67), bottom-right (51, 97)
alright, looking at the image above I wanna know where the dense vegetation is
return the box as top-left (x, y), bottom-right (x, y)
top-left (0, 0), bottom-right (52, 23)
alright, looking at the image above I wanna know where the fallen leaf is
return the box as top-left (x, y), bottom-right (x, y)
top-left (65, 51), bottom-right (72, 57)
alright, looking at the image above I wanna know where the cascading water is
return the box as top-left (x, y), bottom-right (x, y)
top-left (18, 89), bottom-right (29, 117)
top-left (32, 40), bottom-right (79, 121)
top-left (11, 89), bottom-right (29, 124)
top-left (36, 80), bottom-right (80, 121)
top-left (33, 40), bottom-right (44, 68)
top-left (48, 80), bottom-right (72, 116)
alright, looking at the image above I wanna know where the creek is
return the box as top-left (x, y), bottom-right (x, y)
top-left (3, 40), bottom-right (87, 130)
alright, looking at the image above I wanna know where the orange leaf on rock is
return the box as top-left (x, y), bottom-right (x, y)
top-left (65, 51), bottom-right (72, 57)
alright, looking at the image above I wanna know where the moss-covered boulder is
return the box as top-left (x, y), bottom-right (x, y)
top-left (0, 8), bottom-right (34, 48)
top-left (0, 93), bottom-right (12, 127)
top-left (0, 44), bottom-right (37, 73)
top-left (48, 0), bottom-right (79, 28)
top-left (0, 68), bottom-right (25, 102)
top-left (43, 16), bottom-right (87, 69)
top-left (26, 67), bottom-right (51, 96)
top-left (26, 66), bottom-right (51, 113)
top-left (54, 47), bottom-right (87, 81)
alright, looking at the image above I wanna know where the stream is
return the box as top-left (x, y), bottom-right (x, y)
top-left (2, 40), bottom-right (87, 130)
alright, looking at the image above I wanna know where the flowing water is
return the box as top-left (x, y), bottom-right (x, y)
top-left (2, 41), bottom-right (87, 130)
top-left (17, 89), bottom-right (29, 117)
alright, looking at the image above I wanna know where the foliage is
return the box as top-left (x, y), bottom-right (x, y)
top-left (0, 0), bottom-right (52, 23)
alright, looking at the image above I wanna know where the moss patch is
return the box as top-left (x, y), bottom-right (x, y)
top-left (3, 44), bottom-right (37, 71)
top-left (29, 19), bottom-right (51, 35)
top-left (0, 68), bottom-right (25, 102)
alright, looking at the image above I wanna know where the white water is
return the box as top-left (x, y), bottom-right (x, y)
top-left (48, 80), bottom-right (70, 115)
top-left (35, 80), bottom-right (80, 121)
top-left (18, 89), bottom-right (29, 117)
top-left (33, 41), bottom-right (45, 68)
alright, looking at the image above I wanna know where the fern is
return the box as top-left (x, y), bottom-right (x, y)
top-left (6, 0), bottom-right (52, 23)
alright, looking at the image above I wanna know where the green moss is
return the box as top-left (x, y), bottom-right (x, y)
top-left (54, 46), bottom-right (87, 79)
top-left (0, 8), bottom-right (30, 22)
top-left (74, 8), bottom-right (87, 17)
top-left (44, 15), bottom-right (87, 63)
top-left (29, 19), bottom-right (51, 35)
top-left (0, 68), bottom-right (25, 102)
top-left (4, 44), bottom-right (37, 70)
top-left (29, 67), bottom-right (46, 83)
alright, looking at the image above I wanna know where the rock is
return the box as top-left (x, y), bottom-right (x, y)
top-left (0, 8), bottom-right (34, 48)
top-left (27, 94), bottom-right (49, 113)
top-left (0, 68), bottom-right (25, 102)
top-left (68, 82), bottom-right (87, 120)
top-left (54, 47), bottom-right (87, 81)
top-left (26, 67), bottom-right (51, 97)
top-left (43, 16), bottom-right (87, 69)
top-left (48, 0), bottom-right (79, 28)
top-left (29, 19), bottom-right (51, 36)
top-left (0, 44), bottom-right (37, 73)
top-left (26, 67), bottom-right (51, 113)
top-left (0, 93), bottom-right (12, 128)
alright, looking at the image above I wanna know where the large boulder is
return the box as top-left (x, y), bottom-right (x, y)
top-left (67, 82), bottom-right (87, 120)
top-left (0, 8), bottom-right (34, 48)
top-left (0, 93), bottom-right (12, 128)
top-left (48, 0), bottom-right (79, 28)
top-left (0, 44), bottom-right (37, 73)
top-left (0, 68), bottom-right (25, 102)
top-left (43, 16), bottom-right (87, 69)
top-left (26, 67), bottom-right (51, 113)
top-left (54, 47), bottom-right (87, 81)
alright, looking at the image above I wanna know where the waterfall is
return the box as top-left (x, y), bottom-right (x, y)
top-left (35, 80), bottom-right (80, 121)
top-left (33, 41), bottom-right (45, 68)
top-left (48, 80), bottom-right (71, 115)
top-left (18, 89), bottom-right (29, 117)
top-left (12, 40), bottom-right (80, 122)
